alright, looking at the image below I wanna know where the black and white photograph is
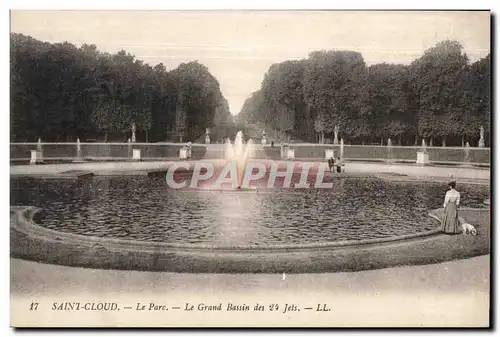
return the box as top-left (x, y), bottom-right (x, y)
top-left (8, 9), bottom-right (491, 327)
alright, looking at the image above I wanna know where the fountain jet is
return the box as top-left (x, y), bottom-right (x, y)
top-left (225, 131), bottom-right (254, 188)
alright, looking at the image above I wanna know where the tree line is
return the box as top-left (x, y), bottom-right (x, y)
top-left (10, 33), bottom-right (234, 142)
top-left (236, 40), bottom-right (490, 147)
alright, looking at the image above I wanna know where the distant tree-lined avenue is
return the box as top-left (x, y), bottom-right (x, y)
top-left (11, 34), bottom-right (490, 146)
top-left (10, 33), bottom-right (233, 142)
top-left (237, 40), bottom-right (490, 146)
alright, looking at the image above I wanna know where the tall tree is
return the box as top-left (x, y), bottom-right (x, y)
top-left (409, 40), bottom-right (469, 145)
top-left (10, 33), bottom-right (229, 142)
top-left (360, 64), bottom-right (412, 145)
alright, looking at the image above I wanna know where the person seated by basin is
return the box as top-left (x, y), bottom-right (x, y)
top-left (334, 157), bottom-right (345, 173)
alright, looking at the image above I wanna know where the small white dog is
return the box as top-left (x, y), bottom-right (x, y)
top-left (462, 223), bottom-right (477, 236)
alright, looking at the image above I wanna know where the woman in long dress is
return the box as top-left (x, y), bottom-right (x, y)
top-left (441, 181), bottom-right (461, 234)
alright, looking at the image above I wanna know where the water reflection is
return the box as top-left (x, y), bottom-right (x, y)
top-left (198, 190), bottom-right (265, 246)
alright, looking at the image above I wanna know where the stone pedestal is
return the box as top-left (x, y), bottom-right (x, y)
top-left (132, 149), bottom-right (141, 161)
top-left (287, 149), bottom-right (295, 159)
top-left (280, 145), bottom-right (287, 159)
top-left (30, 150), bottom-right (43, 165)
top-left (325, 149), bottom-right (334, 160)
top-left (179, 148), bottom-right (188, 160)
top-left (416, 152), bottom-right (429, 165)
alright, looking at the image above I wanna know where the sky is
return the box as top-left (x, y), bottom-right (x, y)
top-left (10, 10), bottom-right (491, 115)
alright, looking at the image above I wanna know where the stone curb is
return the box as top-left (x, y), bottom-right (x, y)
top-left (10, 206), bottom-right (490, 273)
top-left (12, 206), bottom-right (442, 253)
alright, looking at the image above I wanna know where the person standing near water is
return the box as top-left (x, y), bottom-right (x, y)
top-left (441, 181), bottom-right (461, 234)
top-left (334, 157), bottom-right (343, 173)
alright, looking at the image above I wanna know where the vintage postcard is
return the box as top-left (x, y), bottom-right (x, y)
top-left (9, 10), bottom-right (491, 328)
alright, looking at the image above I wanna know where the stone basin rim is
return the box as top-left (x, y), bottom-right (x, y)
top-left (11, 206), bottom-right (443, 252)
